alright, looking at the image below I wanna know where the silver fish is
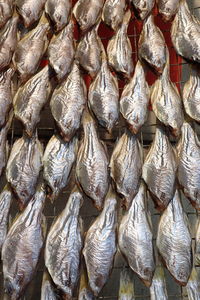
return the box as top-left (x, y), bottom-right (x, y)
top-left (0, 0), bottom-right (13, 28)
top-left (13, 66), bottom-right (52, 137)
top-left (43, 135), bottom-right (77, 201)
top-left (157, 0), bottom-right (179, 21)
top-left (186, 268), bottom-right (200, 300)
top-left (45, 187), bottom-right (83, 299)
top-left (41, 271), bottom-right (58, 300)
top-left (6, 133), bottom-right (43, 210)
top-left (150, 266), bottom-right (168, 300)
top-left (102, 0), bottom-right (126, 31)
top-left (131, 0), bottom-right (155, 20)
top-left (156, 189), bottom-right (192, 286)
top-left (0, 185), bottom-right (12, 253)
top-left (120, 60), bottom-right (149, 134)
top-left (76, 111), bottom-right (109, 210)
top-left (83, 186), bottom-right (117, 296)
top-left (48, 21), bottom-right (75, 81)
top-left (118, 183), bottom-right (155, 287)
top-left (78, 264), bottom-right (94, 300)
top-left (73, 0), bottom-right (104, 32)
top-left (142, 126), bottom-right (177, 211)
top-left (196, 220), bottom-right (200, 265)
top-left (2, 184), bottom-right (46, 300)
top-left (110, 130), bottom-right (143, 209)
top-left (50, 61), bottom-right (86, 142)
top-left (107, 10), bottom-right (133, 78)
top-left (138, 14), bottom-right (167, 75)
top-left (45, 0), bottom-right (72, 32)
top-left (118, 268), bottom-right (135, 300)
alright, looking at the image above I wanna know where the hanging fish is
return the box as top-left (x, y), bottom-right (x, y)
top-left (118, 268), bottom-right (135, 300)
top-left (131, 0), bottom-right (155, 20)
top-left (48, 21), bottom-right (75, 82)
top-left (120, 60), bottom-right (149, 134)
top-left (138, 14), bottom-right (167, 75)
top-left (0, 0), bottom-right (13, 29)
top-left (13, 65), bottom-right (52, 137)
top-left (142, 126), bottom-right (177, 211)
top-left (78, 263), bottom-right (94, 300)
top-left (107, 10), bottom-right (133, 78)
top-left (6, 133), bottom-right (43, 210)
top-left (110, 130), bottom-right (143, 209)
top-left (118, 183), bottom-right (155, 287)
top-left (50, 61), bottom-right (86, 142)
top-left (83, 186), bottom-right (117, 296)
top-left (2, 184), bottom-right (46, 300)
top-left (41, 271), bottom-right (58, 300)
top-left (45, 187), bottom-right (83, 299)
top-left (102, 0), bottom-right (126, 31)
top-left (0, 185), bottom-right (12, 253)
top-left (196, 220), bottom-right (200, 265)
top-left (186, 268), bottom-right (200, 300)
top-left (157, 0), bottom-right (179, 21)
top-left (76, 111), bottom-right (109, 210)
top-left (150, 266), bottom-right (168, 300)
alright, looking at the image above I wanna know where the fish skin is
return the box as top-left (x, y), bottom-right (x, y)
top-left (131, 0), bottom-right (155, 20)
top-left (0, 185), bottom-right (12, 253)
top-left (120, 60), bottom-right (149, 134)
top-left (138, 14), bottom-right (167, 75)
top-left (107, 10), bottom-right (133, 78)
top-left (83, 186), bottom-right (117, 296)
top-left (118, 268), bottom-right (135, 300)
top-left (186, 268), bottom-right (200, 300)
top-left (156, 189), bottom-right (192, 286)
top-left (2, 184), bottom-right (46, 300)
top-left (41, 271), bottom-right (58, 300)
top-left (102, 0), bottom-right (126, 31)
top-left (196, 221), bottom-right (200, 265)
top-left (45, 187), bottom-right (83, 299)
top-left (0, 0), bottom-right (13, 29)
top-left (48, 22), bottom-right (75, 82)
top-left (50, 62), bottom-right (86, 142)
top-left (78, 263), bottom-right (94, 300)
top-left (110, 130), bottom-right (143, 209)
top-left (76, 111), bottom-right (109, 210)
top-left (13, 65), bottom-right (52, 137)
top-left (142, 126), bottom-right (177, 211)
top-left (150, 266), bottom-right (168, 300)
top-left (6, 133), bottom-right (43, 210)
top-left (118, 183), bottom-right (155, 287)
top-left (157, 0), bottom-right (179, 22)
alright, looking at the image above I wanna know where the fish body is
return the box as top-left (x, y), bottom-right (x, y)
top-left (120, 60), bottom-right (149, 134)
top-left (102, 0), bottom-right (126, 31)
top-left (157, 0), bottom-right (179, 21)
top-left (78, 264), bottom-right (94, 300)
top-left (131, 0), bottom-right (155, 20)
top-left (186, 268), bottom-right (200, 300)
top-left (150, 266), bottom-right (168, 300)
top-left (0, 0), bottom-right (13, 28)
top-left (118, 268), bottom-right (135, 300)
top-left (41, 271), bottom-right (58, 300)
top-left (0, 185), bottom-right (12, 252)
top-left (196, 221), bottom-right (200, 265)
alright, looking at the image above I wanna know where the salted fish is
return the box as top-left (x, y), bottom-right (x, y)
top-left (83, 186), bottom-right (117, 296)
top-left (107, 10), bottom-right (133, 78)
top-left (171, 0), bottom-right (200, 63)
top-left (142, 126), bottom-right (177, 211)
top-left (138, 14), bottom-right (167, 75)
top-left (150, 266), bottom-right (168, 300)
top-left (43, 135), bottom-right (77, 200)
top-left (2, 184), bottom-right (46, 300)
top-left (196, 220), bottom-right (200, 265)
top-left (120, 60), bottom-right (149, 134)
top-left (177, 122), bottom-right (200, 210)
top-left (131, 0), bottom-right (155, 20)
top-left (76, 111), bottom-right (109, 210)
top-left (0, 0), bottom-right (13, 29)
top-left (73, 0), bottom-right (104, 32)
top-left (41, 271), bottom-right (58, 300)
top-left (102, 0), bottom-right (126, 31)
top-left (45, 187), bottom-right (83, 299)
top-left (156, 190), bottom-right (192, 286)
top-left (118, 268), bottom-right (135, 300)
top-left (14, 65), bottom-right (52, 137)
top-left (78, 263), bottom-right (94, 300)
top-left (0, 185), bottom-right (12, 252)
top-left (186, 268), bottom-right (200, 300)
top-left (157, 0), bottom-right (179, 21)
top-left (6, 133), bottom-right (43, 210)
top-left (45, 0), bottom-right (72, 32)
top-left (118, 183), bottom-right (155, 287)
top-left (50, 61), bottom-right (86, 142)
top-left (110, 130), bottom-right (143, 209)
top-left (48, 21), bottom-right (75, 81)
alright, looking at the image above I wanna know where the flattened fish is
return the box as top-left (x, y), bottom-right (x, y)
top-left (102, 0), bottom-right (126, 31)
top-left (107, 10), bottom-right (133, 78)
top-left (45, 0), bottom-right (72, 32)
top-left (78, 263), bottom-right (94, 300)
top-left (131, 0), bottom-right (155, 20)
top-left (50, 61), bottom-right (86, 142)
top-left (171, 0), bottom-right (200, 63)
top-left (76, 111), bottom-right (109, 210)
top-left (196, 220), bottom-right (200, 265)
top-left (2, 184), bottom-right (46, 300)
top-left (0, 0), bottom-right (13, 28)
top-left (14, 65), bottom-right (52, 137)
top-left (157, 189), bottom-right (192, 286)
top-left (73, 0), bottom-right (104, 32)
top-left (83, 186), bottom-right (117, 296)
top-left (138, 14), bottom-right (167, 75)
top-left (142, 126), bottom-right (177, 211)
top-left (118, 183), bottom-right (155, 287)
top-left (177, 122), bottom-right (200, 210)
top-left (45, 187), bottom-right (83, 299)
top-left (118, 268), bottom-right (135, 300)
top-left (157, 0), bottom-right (179, 21)
top-left (0, 185), bottom-right (12, 252)
top-left (41, 271), bottom-right (58, 300)
top-left (6, 133), bottom-right (43, 210)
top-left (120, 60), bottom-right (149, 134)
top-left (48, 21), bottom-right (75, 81)
top-left (110, 130), bottom-right (143, 209)
top-left (43, 135), bottom-right (77, 200)
top-left (150, 266), bottom-right (168, 300)
top-left (186, 268), bottom-right (200, 300)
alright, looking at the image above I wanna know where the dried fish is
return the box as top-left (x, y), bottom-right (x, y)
top-left (142, 126), bottom-right (177, 211)
top-left (78, 263), bottom-right (94, 300)
top-left (83, 186), bottom-right (117, 296)
top-left (196, 221), bottom-right (200, 265)
top-left (41, 271), bottom-right (58, 300)
top-left (118, 268), bottom-right (135, 300)
top-left (118, 183), bottom-right (155, 287)
top-left (76, 111), bottom-right (109, 210)
top-left (0, 185), bottom-right (12, 252)
top-left (0, 0), bottom-right (13, 29)
top-left (186, 268), bottom-right (200, 300)
top-left (102, 0), bottom-right (126, 31)
top-left (45, 187), bottom-right (83, 299)
top-left (157, 0), bottom-right (179, 21)
top-left (156, 190), bottom-right (192, 286)
top-left (131, 0), bottom-right (155, 20)
top-left (150, 266), bottom-right (168, 300)
top-left (120, 60), bottom-right (149, 134)
top-left (50, 61), bottom-right (86, 142)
